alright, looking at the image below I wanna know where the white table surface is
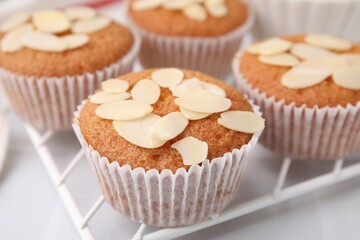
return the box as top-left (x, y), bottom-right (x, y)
top-left (1, 1), bottom-right (360, 240)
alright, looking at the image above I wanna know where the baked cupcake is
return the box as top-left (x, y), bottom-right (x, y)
top-left (127, 0), bottom-right (254, 78)
top-left (0, 6), bottom-right (140, 130)
top-left (233, 34), bottom-right (360, 160)
top-left (73, 68), bottom-right (264, 226)
top-left (249, 0), bottom-right (360, 41)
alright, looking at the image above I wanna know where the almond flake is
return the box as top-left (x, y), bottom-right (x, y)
top-left (169, 78), bottom-right (203, 97)
top-left (33, 10), bottom-right (70, 33)
top-left (163, 0), bottom-right (194, 10)
top-left (101, 79), bottom-right (129, 93)
top-left (21, 31), bottom-right (67, 52)
top-left (206, 3), bottom-right (228, 18)
top-left (183, 3), bottom-right (207, 22)
top-left (205, 0), bottom-right (225, 5)
top-left (246, 44), bottom-right (261, 54)
top-left (341, 54), bottom-right (360, 67)
top-left (306, 34), bottom-right (353, 51)
top-left (62, 34), bottom-right (89, 50)
top-left (149, 112), bottom-right (189, 141)
top-left (174, 89), bottom-right (231, 113)
top-left (281, 67), bottom-right (331, 89)
top-left (180, 107), bottom-right (211, 120)
top-left (64, 6), bottom-right (96, 20)
top-left (259, 53), bottom-right (299, 67)
top-left (218, 111), bottom-right (265, 134)
top-left (202, 82), bottom-right (226, 96)
top-left (0, 13), bottom-right (30, 32)
top-left (171, 137), bottom-right (208, 166)
top-left (72, 17), bottom-right (111, 34)
top-left (247, 38), bottom-right (293, 56)
top-left (113, 114), bottom-right (166, 149)
top-left (290, 43), bottom-right (336, 60)
top-left (333, 66), bottom-right (360, 90)
top-left (95, 100), bottom-right (153, 120)
top-left (132, 0), bottom-right (165, 11)
top-left (298, 57), bottom-right (348, 74)
top-left (131, 79), bottom-right (161, 104)
top-left (90, 91), bottom-right (131, 104)
top-left (0, 24), bottom-right (33, 53)
top-left (151, 68), bottom-right (184, 87)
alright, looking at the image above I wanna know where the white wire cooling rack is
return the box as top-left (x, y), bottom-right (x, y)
top-left (24, 124), bottom-right (360, 240)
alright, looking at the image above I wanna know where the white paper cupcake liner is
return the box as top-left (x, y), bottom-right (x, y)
top-left (0, 28), bottom-right (141, 131)
top-left (232, 51), bottom-right (360, 160)
top-left (127, 0), bottom-right (254, 79)
top-left (72, 100), bottom-right (262, 227)
top-left (249, 0), bottom-right (360, 41)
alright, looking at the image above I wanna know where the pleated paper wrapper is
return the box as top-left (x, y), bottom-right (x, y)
top-left (232, 51), bottom-right (360, 160)
top-left (249, 0), bottom-right (360, 41)
top-left (126, 0), bottom-right (255, 79)
top-left (0, 28), bottom-right (141, 131)
top-left (72, 100), bottom-right (263, 227)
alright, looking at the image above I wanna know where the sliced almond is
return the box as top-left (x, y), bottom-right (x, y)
top-left (298, 57), bottom-right (348, 74)
top-left (281, 67), bottom-right (331, 89)
top-left (151, 68), bottom-right (184, 87)
top-left (64, 6), bottom-right (96, 20)
top-left (290, 43), bottom-right (336, 60)
top-left (180, 107), bottom-right (212, 120)
top-left (171, 137), bottom-right (208, 166)
top-left (333, 66), bottom-right (360, 90)
top-left (90, 91), bottom-right (131, 104)
top-left (32, 10), bottom-right (70, 33)
top-left (206, 3), bottom-right (228, 17)
top-left (0, 13), bottom-right (30, 32)
top-left (101, 79), bottom-right (129, 93)
top-left (205, 0), bottom-right (225, 4)
top-left (218, 111), bottom-right (265, 134)
top-left (306, 34), bottom-right (353, 51)
top-left (247, 38), bottom-right (293, 56)
top-left (202, 82), bottom-right (226, 97)
top-left (131, 79), bottom-right (161, 104)
top-left (341, 54), bottom-right (360, 68)
top-left (149, 112), bottom-right (189, 141)
top-left (95, 100), bottom-right (153, 120)
top-left (61, 34), bottom-right (89, 50)
top-left (183, 3), bottom-right (207, 22)
top-left (21, 31), bottom-right (67, 52)
top-left (0, 24), bottom-right (33, 53)
top-left (174, 89), bottom-right (231, 113)
top-left (132, 0), bottom-right (165, 11)
top-left (113, 114), bottom-right (166, 149)
top-left (259, 53), bottom-right (299, 67)
top-left (169, 78), bottom-right (203, 97)
top-left (72, 17), bottom-right (111, 34)
top-left (163, 0), bottom-right (194, 10)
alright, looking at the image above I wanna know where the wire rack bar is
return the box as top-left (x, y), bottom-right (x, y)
top-left (25, 125), bottom-right (96, 240)
top-left (273, 157), bottom-right (292, 199)
top-left (58, 150), bottom-right (84, 185)
top-left (141, 159), bottom-right (360, 240)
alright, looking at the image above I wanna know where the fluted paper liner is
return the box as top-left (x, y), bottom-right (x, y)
top-left (232, 51), bottom-right (360, 160)
top-left (126, 0), bottom-right (255, 79)
top-left (0, 28), bottom-right (141, 131)
top-left (249, 0), bottom-right (360, 41)
top-left (72, 100), bottom-right (262, 227)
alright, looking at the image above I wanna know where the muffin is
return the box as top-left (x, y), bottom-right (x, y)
top-left (0, 6), bottom-right (140, 130)
top-left (249, 0), bottom-right (360, 41)
top-left (127, 0), bottom-right (254, 78)
top-left (73, 68), bottom-right (264, 226)
top-left (233, 34), bottom-right (360, 160)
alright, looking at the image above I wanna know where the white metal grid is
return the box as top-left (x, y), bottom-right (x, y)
top-left (24, 124), bottom-right (360, 240)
